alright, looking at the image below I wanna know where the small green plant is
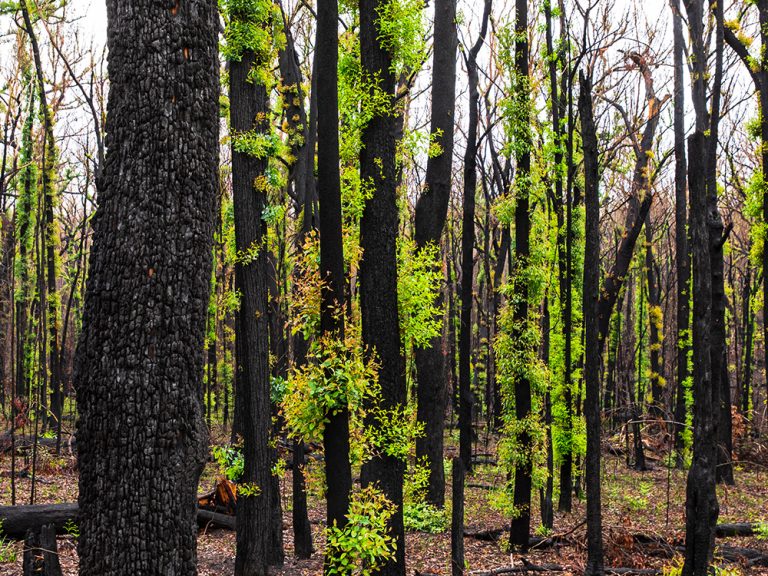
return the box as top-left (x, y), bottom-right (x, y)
top-left (661, 558), bottom-right (682, 576)
top-left (212, 443), bottom-right (245, 482)
top-left (0, 520), bottom-right (16, 563)
top-left (403, 502), bottom-right (447, 534)
top-left (238, 482), bottom-right (262, 498)
top-left (623, 493), bottom-right (648, 512)
top-left (326, 486), bottom-right (397, 576)
top-left (755, 521), bottom-right (768, 541)
top-left (535, 524), bottom-right (553, 537)
top-left (64, 518), bottom-right (80, 540)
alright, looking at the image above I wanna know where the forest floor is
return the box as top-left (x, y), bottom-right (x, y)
top-left (1, 425), bottom-right (767, 575)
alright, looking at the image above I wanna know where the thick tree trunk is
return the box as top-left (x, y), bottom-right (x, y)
top-left (73, 2), bottom-right (218, 574)
top-left (682, 131), bottom-right (719, 576)
top-left (359, 0), bottom-right (407, 573)
top-left (414, 0), bottom-right (458, 509)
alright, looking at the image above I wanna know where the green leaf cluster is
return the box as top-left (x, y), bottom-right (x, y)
top-left (397, 238), bottom-right (443, 348)
top-left (281, 334), bottom-right (380, 445)
top-left (326, 486), bottom-right (397, 576)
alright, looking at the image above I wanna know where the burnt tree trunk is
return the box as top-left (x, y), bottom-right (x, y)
top-left (278, 2), bottom-right (316, 558)
top-left (672, 0), bottom-right (690, 467)
top-left (73, 1), bottom-right (218, 574)
top-left (509, 0), bottom-right (533, 550)
top-left (230, 39), bottom-right (276, 576)
top-left (458, 0), bottom-right (491, 476)
top-left (581, 71), bottom-right (605, 576)
top-left (359, 0), bottom-right (407, 573)
top-left (414, 0), bottom-right (458, 509)
top-left (317, 0), bottom-right (352, 552)
top-left (682, 130), bottom-right (719, 576)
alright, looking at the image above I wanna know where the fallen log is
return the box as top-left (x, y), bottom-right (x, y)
top-left (0, 435), bottom-right (77, 454)
top-left (0, 503), bottom-right (78, 538)
top-left (0, 503), bottom-right (236, 539)
top-left (470, 562), bottom-right (565, 575)
top-left (716, 523), bottom-right (761, 538)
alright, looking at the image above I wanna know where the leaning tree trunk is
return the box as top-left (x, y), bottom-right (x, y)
top-left (73, 1), bottom-right (218, 574)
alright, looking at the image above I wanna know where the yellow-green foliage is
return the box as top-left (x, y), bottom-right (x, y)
top-left (281, 333), bottom-right (380, 448)
top-left (397, 238), bottom-right (443, 348)
top-left (326, 486), bottom-right (397, 576)
top-left (375, 0), bottom-right (427, 75)
top-left (365, 402), bottom-right (423, 462)
top-left (289, 232), bottom-right (322, 339)
top-left (219, 0), bottom-right (286, 86)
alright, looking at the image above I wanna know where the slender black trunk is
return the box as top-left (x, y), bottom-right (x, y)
top-left (581, 71), bottom-right (604, 576)
top-left (672, 0), bottom-right (690, 467)
top-left (317, 0), bottom-right (352, 552)
top-left (230, 36), bottom-right (275, 576)
top-left (459, 0), bottom-right (491, 476)
top-left (414, 0), bottom-right (458, 508)
top-left (509, 0), bottom-right (532, 550)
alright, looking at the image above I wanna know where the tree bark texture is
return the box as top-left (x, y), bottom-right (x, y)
top-left (73, 2), bottom-right (218, 574)
top-left (318, 0), bottom-right (353, 544)
top-left (509, 0), bottom-right (532, 550)
top-left (682, 131), bottom-right (719, 576)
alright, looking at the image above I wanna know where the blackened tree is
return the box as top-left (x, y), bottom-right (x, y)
top-left (359, 0), bottom-right (407, 573)
top-left (73, 1), bottom-right (218, 574)
top-left (414, 0), bottom-right (458, 509)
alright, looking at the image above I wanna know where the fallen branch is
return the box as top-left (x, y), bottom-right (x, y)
top-left (471, 565), bottom-right (659, 575)
top-left (470, 562), bottom-right (565, 575)
top-left (717, 544), bottom-right (768, 566)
